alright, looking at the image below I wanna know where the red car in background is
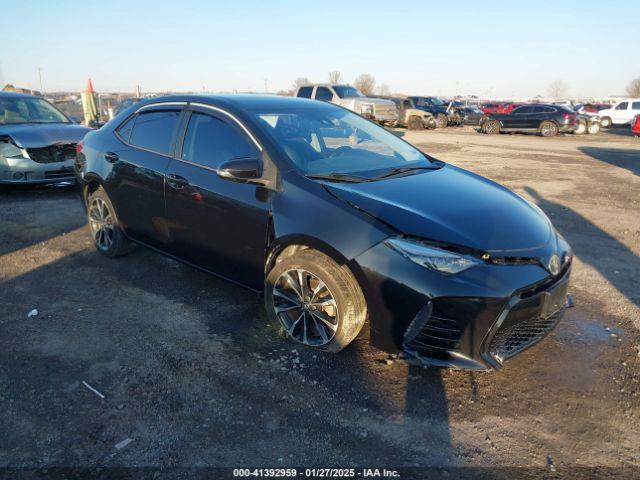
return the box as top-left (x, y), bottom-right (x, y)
top-left (497, 102), bottom-right (526, 114)
top-left (583, 103), bottom-right (612, 113)
top-left (480, 102), bottom-right (502, 114)
top-left (632, 114), bottom-right (640, 136)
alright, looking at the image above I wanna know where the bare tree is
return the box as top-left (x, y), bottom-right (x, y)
top-left (626, 77), bottom-right (640, 97)
top-left (292, 77), bottom-right (312, 90)
top-left (327, 71), bottom-right (343, 83)
top-left (354, 74), bottom-right (376, 96)
top-left (547, 80), bottom-right (567, 99)
top-left (376, 84), bottom-right (391, 96)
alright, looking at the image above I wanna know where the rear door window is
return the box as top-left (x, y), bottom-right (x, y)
top-left (297, 87), bottom-right (313, 98)
top-left (181, 112), bottom-right (258, 169)
top-left (127, 110), bottom-right (181, 155)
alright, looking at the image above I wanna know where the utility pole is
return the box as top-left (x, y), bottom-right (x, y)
top-left (38, 67), bottom-right (44, 94)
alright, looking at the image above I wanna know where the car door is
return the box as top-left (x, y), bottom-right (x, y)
top-left (107, 104), bottom-right (184, 247)
top-left (163, 107), bottom-right (272, 289)
top-left (502, 106), bottom-right (530, 128)
top-left (612, 102), bottom-right (629, 123)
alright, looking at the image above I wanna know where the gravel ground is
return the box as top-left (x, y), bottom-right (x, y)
top-left (0, 126), bottom-right (638, 479)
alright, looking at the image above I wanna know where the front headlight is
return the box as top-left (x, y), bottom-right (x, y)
top-left (385, 238), bottom-right (481, 274)
top-left (0, 142), bottom-right (28, 159)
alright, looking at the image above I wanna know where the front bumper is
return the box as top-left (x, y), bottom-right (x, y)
top-left (0, 157), bottom-right (76, 185)
top-left (353, 241), bottom-right (572, 370)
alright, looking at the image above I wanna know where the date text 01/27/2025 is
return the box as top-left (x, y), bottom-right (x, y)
top-left (232, 468), bottom-right (400, 478)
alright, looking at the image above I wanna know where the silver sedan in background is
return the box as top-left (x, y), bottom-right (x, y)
top-left (0, 91), bottom-right (90, 191)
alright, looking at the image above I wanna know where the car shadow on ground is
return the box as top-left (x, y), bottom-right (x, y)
top-left (524, 187), bottom-right (640, 309)
top-left (599, 126), bottom-right (635, 138)
top-left (0, 227), bottom-right (456, 469)
top-left (578, 146), bottom-right (640, 177)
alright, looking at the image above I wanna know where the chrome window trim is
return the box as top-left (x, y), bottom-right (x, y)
top-left (189, 102), bottom-right (263, 151)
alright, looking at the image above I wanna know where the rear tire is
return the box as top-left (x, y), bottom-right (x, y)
top-left (435, 113), bottom-right (448, 128)
top-left (407, 116), bottom-right (424, 131)
top-left (574, 121), bottom-right (587, 135)
top-left (587, 122), bottom-right (600, 134)
top-left (539, 121), bottom-right (558, 137)
top-left (265, 249), bottom-right (367, 353)
top-left (601, 117), bottom-right (612, 128)
top-left (87, 187), bottom-right (133, 258)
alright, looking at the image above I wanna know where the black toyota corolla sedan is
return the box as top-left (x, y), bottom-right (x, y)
top-left (76, 95), bottom-right (573, 370)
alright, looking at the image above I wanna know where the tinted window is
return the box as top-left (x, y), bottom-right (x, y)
top-left (181, 112), bottom-right (258, 169)
top-left (632, 102), bottom-right (640, 110)
top-left (297, 86), bottom-right (313, 98)
top-left (315, 87), bottom-right (334, 102)
top-left (128, 110), bottom-right (181, 155)
top-left (117, 116), bottom-right (136, 142)
top-left (615, 102), bottom-right (628, 110)
top-left (511, 106), bottom-right (531, 114)
top-left (332, 86), bottom-right (362, 98)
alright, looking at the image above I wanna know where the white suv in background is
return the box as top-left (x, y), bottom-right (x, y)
top-left (598, 99), bottom-right (640, 127)
top-left (294, 84), bottom-right (398, 125)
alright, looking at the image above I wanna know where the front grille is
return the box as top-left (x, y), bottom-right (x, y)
top-left (489, 306), bottom-right (564, 363)
top-left (44, 167), bottom-right (74, 179)
top-left (27, 143), bottom-right (76, 164)
top-left (404, 303), bottom-right (462, 358)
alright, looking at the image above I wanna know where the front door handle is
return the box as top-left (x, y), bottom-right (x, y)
top-left (166, 173), bottom-right (189, 189)
top-left (104, 152), bottom-right (119, 163)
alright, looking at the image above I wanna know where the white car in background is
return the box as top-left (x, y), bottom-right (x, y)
top-left (597, 99), bottom-right (640, 127)
top-left (295, 84), bottom-right (398, 125)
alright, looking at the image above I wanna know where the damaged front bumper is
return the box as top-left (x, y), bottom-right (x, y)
top-left (0, 156), bottom-right (76, 185)
top-left (353, 241), bottom-right (573, 370)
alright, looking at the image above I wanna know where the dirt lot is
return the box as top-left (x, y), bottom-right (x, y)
top-left (0, 126), bottom-right (639, 478)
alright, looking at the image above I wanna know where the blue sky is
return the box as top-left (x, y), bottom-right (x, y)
top-left (2, 0), bottom-right (638, 97)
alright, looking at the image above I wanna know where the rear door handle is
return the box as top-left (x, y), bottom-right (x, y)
top-left (104, 152), bottom-right (119, 163)
top-left (166, 173), bottom-right (189, 189)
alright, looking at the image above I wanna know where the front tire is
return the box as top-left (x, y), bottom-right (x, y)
top-left (265, 250), bottom-right (367, 353)
top-left (574, 120), bottom-right (587, 135)
top-left (587, 122), bottom-right (600, 134)
top-left (539, 121), bottom-right (558, 137)
top-left (407, 116), bottom-right (424, 131)
top-left (87, 187), bottom-right (133, 257)
top-left (483, 119), bottom-right (500, 134)
top-left (435, 113), bottom-right (448, 128)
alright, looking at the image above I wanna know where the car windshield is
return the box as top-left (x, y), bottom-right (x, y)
top-left (332, 86), bottom-right (363, 99)
top-left (0, 96), bottom-right (70, 125)
top-left (254, 107), bottom-right (433, 178)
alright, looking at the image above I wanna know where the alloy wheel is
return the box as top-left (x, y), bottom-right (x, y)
top-left (89, 197), bottom-right (115, 251)
top-left (273, 269), bottom-right (339, 347)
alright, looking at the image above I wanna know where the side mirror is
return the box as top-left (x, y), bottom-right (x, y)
top-left (217, 157), bottom-right (262, 182)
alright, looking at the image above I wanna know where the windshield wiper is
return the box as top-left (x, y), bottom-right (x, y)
top-left (305, 172), bottom-right (374, 183)
top-left (377, 163), bottom-right (444, 179)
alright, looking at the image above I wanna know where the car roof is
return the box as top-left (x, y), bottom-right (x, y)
top-left (0, 91), bottom-right (39, 99)
top-left (132, 94), bottom-right (333, 112)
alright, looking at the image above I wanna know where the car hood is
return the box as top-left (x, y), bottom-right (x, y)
top-left (0, 123), bottom-right (91, 148)
top-left (325, 164), bottom-right (553, 253)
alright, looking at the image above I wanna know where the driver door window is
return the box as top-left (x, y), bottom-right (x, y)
top-left (181, 112), bottom-right (258, 169)
top-left (315, 87), bottom-right (334, 102)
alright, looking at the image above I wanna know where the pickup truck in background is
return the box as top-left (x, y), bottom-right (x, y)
top-left (294, 84), bottom-right (398, 125)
